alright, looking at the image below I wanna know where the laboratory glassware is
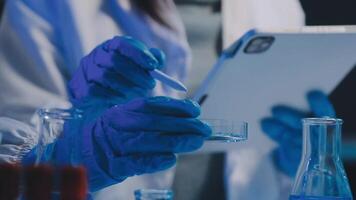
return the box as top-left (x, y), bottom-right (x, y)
top-left (134, 189), bottom-right (173, 200)
top-left (0, 132), bottom-right (21, 199)
top-left (202, 119), bottom-right (248, 142)
top-left (290, 118), bottom-right (353, 200)
top-left (60, 166), bottom-right (88, 200)
top-left (0, 163), bottom-right (21, 199)
top-left (36, 108), bottom-right (83, 165)
top-left (24, 165), bottom-right (54, 200)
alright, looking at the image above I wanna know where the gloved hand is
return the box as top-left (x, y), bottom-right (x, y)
top-left (69, 36), bottom-right (165, 108)
top-left (53, 96), bottom-right (211, 192)
top-left (261, 90), bottom-right (335, 177)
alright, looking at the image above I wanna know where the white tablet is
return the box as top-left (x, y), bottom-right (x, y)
top-left (193, 26), bottom-right (356, 153)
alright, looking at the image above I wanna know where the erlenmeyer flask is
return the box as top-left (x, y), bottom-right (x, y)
top-left (290, 118), bottom-right (353, 200)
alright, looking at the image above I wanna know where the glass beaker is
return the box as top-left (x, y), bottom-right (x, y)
top-left (202, 119), bottom-right (248, 142)
top-left (290, 118), bottom-right (353, 200)
top-left (36, 108), bottom-right (83, 165)
top-left (134, 189), bottom-right (173, 200)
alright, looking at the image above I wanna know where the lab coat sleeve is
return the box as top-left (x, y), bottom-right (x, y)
top-left (225, 149), bottom-right (294, 200)
top-left (0, 0), bottom-right (71, 123)
top-left (0, 117), bottom-right (38, 163)
top-left (0, 1), bottom-right (71, 161)
top-left (277, 168), bottom-right (294, 200)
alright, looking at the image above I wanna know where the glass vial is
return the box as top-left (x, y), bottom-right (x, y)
top-left (290, 118), bottom-right (353, 200)
top-left (0, 164), bottom-right (21, 200)
top-left (24, 165), bottom-right (54, 200)
top-left (134, 189), bottom-right (173, 200)
top-left (60, 166), bottom-right (88, 200)
top-left (36, 108), bottom-right (83, 165)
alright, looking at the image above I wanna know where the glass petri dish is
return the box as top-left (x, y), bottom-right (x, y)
top-left (134, 189), bottom-right (173, 200)
top-left (202, 119), bottom-right (248, 142)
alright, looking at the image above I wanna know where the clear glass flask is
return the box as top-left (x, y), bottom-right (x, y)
top-left (36, 108), bottom-right (83, 165)
top-left (290, 118), bottom-right (353, 200)
top-left (134, 189), bottom-right (173, 200)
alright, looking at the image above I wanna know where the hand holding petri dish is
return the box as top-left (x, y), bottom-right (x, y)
top-left (202, 119), bottom-right (248, 142)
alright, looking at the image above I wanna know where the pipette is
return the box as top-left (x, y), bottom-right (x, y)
top-left (150, 69), bottom-right (188, 92)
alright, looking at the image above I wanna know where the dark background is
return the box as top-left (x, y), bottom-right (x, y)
top-left (299, 0), bottom-right (356, 194)
top-left (0, 0), bottom-right (3, 19)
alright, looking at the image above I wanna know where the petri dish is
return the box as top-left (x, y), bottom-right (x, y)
top-left (134, 189), bottom-right (173, 200)
top-left (202, 119), bottom-right (248, 142)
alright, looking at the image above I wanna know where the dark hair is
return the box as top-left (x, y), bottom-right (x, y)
top-left (0, 0), bottom-right (4, 20)
top-left (132, 0), bottom-right (171, 29)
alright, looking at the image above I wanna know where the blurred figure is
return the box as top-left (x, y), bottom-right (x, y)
top-left (222, 0), bottom-right (304, 48)
top-left (221, 0), bottom-right (355, 200)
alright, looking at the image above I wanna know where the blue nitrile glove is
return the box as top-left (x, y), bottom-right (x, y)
top-left (69, 36), bottom-right (165, 109)
top-left (261, 90), bottom-right (335, 177)
top-left (52, 96), bottom-right (211, 192)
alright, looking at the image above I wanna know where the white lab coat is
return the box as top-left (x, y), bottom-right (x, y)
top-left (222, 0), bottom-right (305, 47)
top-left (0, 0), bottom-right (307, 199)
top-left (0, 0), bottom-right (190, 199)
top-left (222, 0), bottom-right (305, 199)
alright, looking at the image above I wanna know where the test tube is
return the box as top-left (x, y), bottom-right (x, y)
top-left (0, 164), bottom-right (21, 200)
top-left (24, 165), bottom-right (54, 200)
top-left (60, 166), bottom-right (88, 200)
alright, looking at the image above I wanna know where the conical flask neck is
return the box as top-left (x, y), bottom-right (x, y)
top-left (290, 118), bottom-right (353, 198)
top-left (302, 118), bottom-right (342, 162)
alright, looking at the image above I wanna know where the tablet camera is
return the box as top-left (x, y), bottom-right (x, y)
top-left (244, 36), bottom-right (275, 54)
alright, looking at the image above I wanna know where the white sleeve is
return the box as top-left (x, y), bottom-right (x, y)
top-left (222, 0), bottom-right (305, 48)
top-left (276, 166), bottom-right (294, 200)
top-left (0, 0), bottom-right (71, 124)
top-left (0, 117), bottom-right (38, 163)
top-left (0, 1), bottom-right (71, 162)
top-left (225, 149), bottom-right (294, 200)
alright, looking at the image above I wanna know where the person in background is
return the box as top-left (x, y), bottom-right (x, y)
top-left (222, 0), bottom-right (356, 199)
top-left (0, 0), bottom-right (211, 199)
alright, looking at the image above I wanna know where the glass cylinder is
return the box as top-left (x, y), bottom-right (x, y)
top-left (290, 118), bottom-right (353, 200)
top-left (36, 108), bottom-right (83, 165)
top-left (134, 189), bottom-right (173, 200)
